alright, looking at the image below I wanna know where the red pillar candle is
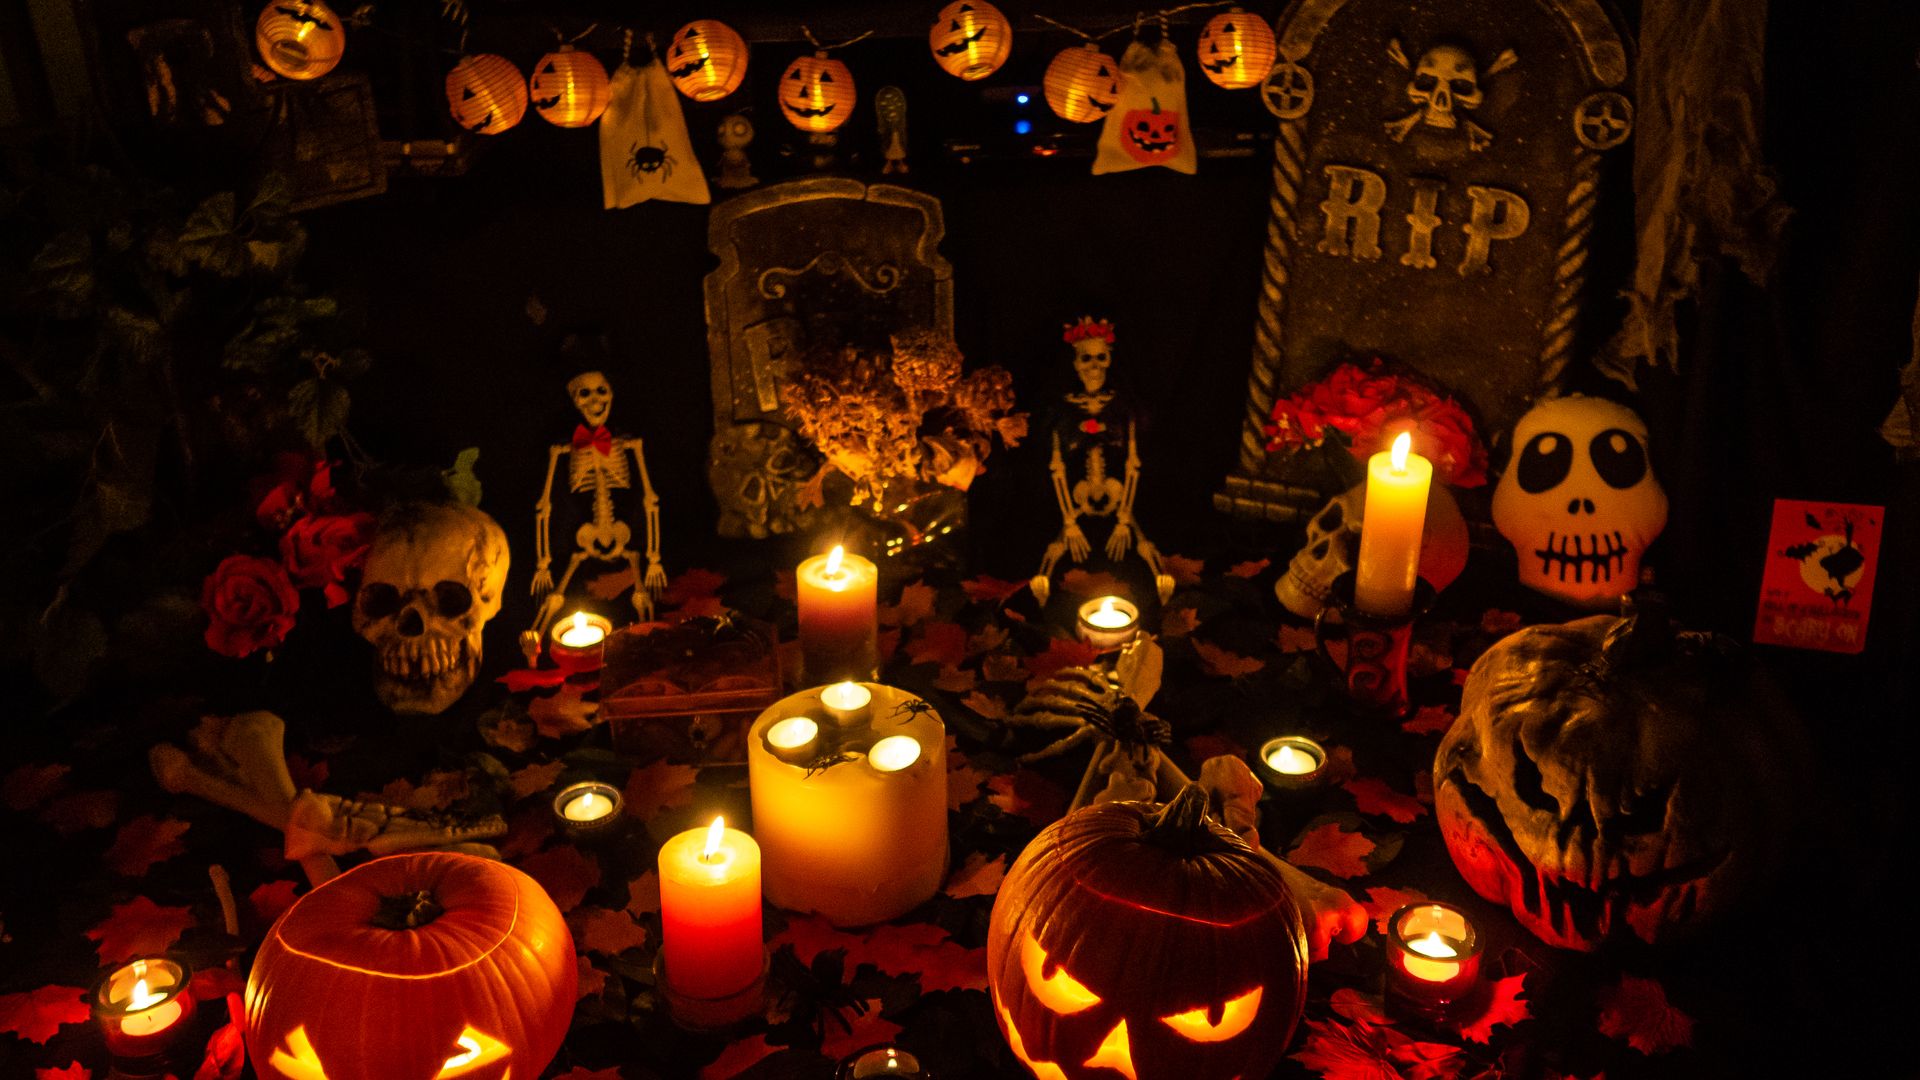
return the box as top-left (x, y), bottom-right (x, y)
top-left (797, 546), bottom-right (879, 683)
top-left (658, 817), bottom-right (764, 1001)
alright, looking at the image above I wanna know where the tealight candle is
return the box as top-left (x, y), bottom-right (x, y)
top-left (1076, 595), bottom-right (1140, 651)
top-left (1385, 902), bottom-right (1483, 1011)
top-left (93, 957), bottom-right (194, 1059)
top-left (658, 817), bottom-right (764, 1009)
top-left (837, 1044), bottom-right (930, 1079)
top-left (797, 545), bottom-right (880, 684)
top-left (552, 781), bottom-right (623, 839)
top-left (1254, 735), bottom-right (1329, 792)
top-left (1354, 431), bottom-right (1433, 618)
top-left (820, 680), bottom-right (874, 726)
top-left (550, 611), bottom-right (612, 674)
top-left (764, 715), bottom-right (821, 764)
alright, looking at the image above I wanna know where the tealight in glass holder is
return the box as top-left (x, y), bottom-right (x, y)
top-left (1076, 595), bottom-right (1140, 652)
top-left (92, 957), bottom-right (195, 1061)
top-left (1385, 902), bottom-right (1483, 1018)
top-left (550, 611), bottom-right (613, 674)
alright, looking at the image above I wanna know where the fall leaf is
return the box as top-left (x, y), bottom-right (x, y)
top-left (1329, 987), bottom-right (1391, 1025)
top-left (478, 709), bottom-right (537, 752)
top-left (1344, 778), bottom-right (1427, 823)
top-left (960, 690), bottom-right (1010, 720)
top-left (621, 759), bottom-right (699, 821)
top-left (699, 1035), bottom-right (777, 1079)
top-left (1185, 733), bottom-right (1248, 764)
top-left (86, 896), bottom-right (196, 962)
top-left (193, 1020), bottom-right (246, 1080)
top-left (530, 682), bottom-right (598, 738)
top-left (1159, 606), bottom-right (1200, 638)
top-left (880, 582), bottom-right (937, 627)
top-left (248, 879), bottom-right (301, 927)
top-left (496, 667), bottom-right (570, 693)
top-left (980, 653), bottom-right (1030, 683)
top-left (2, 763), bottom-right (70, 810)
top-left (660, 567), bottom-right (727, 608)
top-left (1026, 637), bottom-right (1103, 686)
top-left (104, 815), bottom-right (190, 876)
top-left (519, 846), bottom-right (601, 912)
top-left (35, 1064), bottom-right (91, 1080)
top-left (577, 960), bottom-right (610, 1001)
top-left (1228, 558), bottom-right (1270, 578)
top-left (1322, 745), bottom-right (1358, 786)
top-left (1059, 568), bottom-right (1124, 597)
top-left (905, 621), bottom-right (969, 668)
top-left (1286, 821), bottom-right (1376, 879)
top-left (285, 753), bottom-right (330, 791)
top-left (1454, 974), bottom-right (1529, 1044)
top-left (1595, 974), bottom-right (1695, 1055)
top-left (584, 566), bottom-right (637, 601)
top-left (775, 916), bottom-right (987, 993)
top-left (573, 906), bottom-right (649, 956)
top-left (968, 624), bottom-right (1010, 655)
top-left (508, 761), bottom-right (567, 800)
top-left (1402, 705), bottom-right (1455, 736)
top-left (1360, 886), bottom-right (1432, 934)
top-left (1164, 553), bottom-right (1206, 585)
top-left (943, 851), bottom-right (1007, 899)
top-left (1276, 624), bottom-right (1319, 654)
top-left (500, 801), bottom-right (556, 860)
top-left (947, 743), bottom-right (990, 812)
top-left (932, 666), bottom-right (978, 693)
top-left (624, 871), bottom-right (660, 917)
top-left (820, 997), bottom-right (904, 1060)
top-left (1192, 639), bottom-right (1265, 678)
top-left (987, 771), bottom-right (1068, 827)
top-left (1480, 609), bottom-right (1524, 635)
top-left (379, 769), bottom-right (468, 813)
top-left (961, 575), bottom-right (1027, 605)
top-left (1292, 1016), bottom-right (1467, 1080)
top-left (0, 986), bottom-right (90, 1045)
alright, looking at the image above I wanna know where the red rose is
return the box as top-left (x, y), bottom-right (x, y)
top-left (202, 555), bottom-right (300, 658)
top-left (1080, 418), bottom-right (1106, 434)
top-left (253, 454), bottom-right (340, 530)
top-left (280, 512), bottom-right (376, 607)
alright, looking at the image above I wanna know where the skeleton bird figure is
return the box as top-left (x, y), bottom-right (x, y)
top-left (527, 368), bottom-right (667, 654)
top-left (1031, 317), bottom-right (1175, 605)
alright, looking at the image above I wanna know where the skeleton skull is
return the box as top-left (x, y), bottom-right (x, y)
top-left (352, 502), bottom-right (509, 714)
top-left (1276, 481), bottom-right (1469, 618)
top-left (1071, 337), bottom-right (1111, 394)
top-left (1492, 396), bottom-right (1667, 609)
top-left (1408, 45), bottom-right (1481, 129)
top-left (568, 370), bottom-right (613, 428)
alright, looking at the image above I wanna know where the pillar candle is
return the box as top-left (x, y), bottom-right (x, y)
top-left (749, 684), bottom-right (948, 926)
top-left (797, 546), bottom-right (880, 683)
top-left (1354, 431), bottom-right (1433, 618)
top-left (658, 818), bottom-right (763, 1000)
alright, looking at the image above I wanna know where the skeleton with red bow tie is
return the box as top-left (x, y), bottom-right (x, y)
top-left (528, 369), bottom-right (666, 647)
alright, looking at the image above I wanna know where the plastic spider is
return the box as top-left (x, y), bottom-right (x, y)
top-left (892, 698), bottom-right (936, 725)
top-left (1010, 665), bottom-right (1170, 764)
top-left (628, 143), bottom-right (675, 181)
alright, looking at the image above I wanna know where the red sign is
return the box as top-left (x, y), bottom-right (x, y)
top-left (1752, 499), bottom-right (1883, 654)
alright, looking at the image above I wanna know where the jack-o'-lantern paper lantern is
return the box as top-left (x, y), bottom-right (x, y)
top-left (929, 1), bottom-right (1012, 81)
top-left (1194, 8), bottom-right (1275, 90)
top-left (780, 52), bottom-right (855, 133)
top-left (245, 851), bottom-right (577, 1080)
top-left (1043, 44), bottom-right (1120, 123)
top-left (255, 1), bottom-right (345, 81)
top-left (988, 786), bottom-right (1309, 1080)
top-left (530, 45), bottom-right (609, 127)
top-left (1094, 37), bottom-right (1196, 175)
top-left (667, 19), bottom-right (748, 101)
top-left (446, 54), bottom-right (528, 136)
top-left (1436, 602), bottom-right (1806, 951)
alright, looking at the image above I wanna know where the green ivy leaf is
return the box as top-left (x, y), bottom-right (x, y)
top-left (289, 377), bottom-right (350, 448)
top-left (177, 192), bottom-right (248, 277)
top-left (443, 447), bottom-right (483, 506)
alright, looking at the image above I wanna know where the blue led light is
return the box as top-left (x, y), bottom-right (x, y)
top-left (1016, 93), bottom-right (1031, 105)
top-left (1014, 119), bottom-right (1033, 135)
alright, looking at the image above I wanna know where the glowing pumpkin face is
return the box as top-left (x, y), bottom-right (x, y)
top-left (1120, 103), bottom-right (1181, 164)
top-left (987, 787), bottom-right (1309, 1080)
top-left (1042, 45), bottom-right (1121, 124)
top-left (929, 0), bottom-right (1012, 81)
top-left (667, 19), bottom-right (748, 102)
top-left (1195, 9), bottom-right (1277, 91)
top-left (245, 852), bottom-right (577, 1080)
top-left (780, 52), bottom-right (855, 133)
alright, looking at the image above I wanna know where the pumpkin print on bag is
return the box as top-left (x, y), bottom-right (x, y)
top-left (1121, 102), bottom-right (1181, 164)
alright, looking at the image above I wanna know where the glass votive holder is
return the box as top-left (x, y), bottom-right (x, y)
top-left (1253, 735), bottom-right (1330, 792)
top-left (837, 1043), bottom-right (931, 1079)
top-left (550, 611), bottom-right (613, 674)
top-left (1385, 902), bottom-right (1483, 1015)
top-left (552, 780), bottom-right (624, 840)
top-left (1076, 595), bottom-right (1140, 652)
top-left (92, 956), bottom-right (195, 1060)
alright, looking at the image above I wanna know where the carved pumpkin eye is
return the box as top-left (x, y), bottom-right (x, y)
top-left (1161, 986), bottom-right (1263, 1042)
top-left (1020, 932), bottom-right (1100, 1014)
top-left (436, 1026), bottom-right (511, 1077)
top-left (268, 1026), bottom-right (332, 1080)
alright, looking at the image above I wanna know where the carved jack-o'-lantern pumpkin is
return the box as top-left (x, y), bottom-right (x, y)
top-left (667, 19), bottom-right (748, 102)
top-left (1120, 103), bottom-right (1181, 164)
top-left (928, 0), bottom-right (1012, 81)
top-left (445, 54), bottom-right (527, 136)
top-left (1195, 8), bottom-right (1276, 90)
top-left (988, 786), bottom-right (1309, 1080)
top-left (780, 52), bottom-right (855, 133)
top-left (245, 852), bottom-right (577, 1080)
top-left (1043, 45), bottom-right (1120, 124)
top-left (1436, 601), bottom-right (1804, 951)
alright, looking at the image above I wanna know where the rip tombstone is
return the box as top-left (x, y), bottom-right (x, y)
top-left (1219, 0), bottom-right (1634, 522)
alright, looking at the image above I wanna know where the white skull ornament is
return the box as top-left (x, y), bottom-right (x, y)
top-left (352, 502), bottom-right (510, 714)
top-left (1409, 45), bottom-right (1481, 129)
top-left (1492, 396), bottom-right (1667, 608)
top-left (1276, 481), bottom-right (1470, 618)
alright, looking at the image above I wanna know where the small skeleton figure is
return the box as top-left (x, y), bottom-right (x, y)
top-left (876, 86), bottom-right (909, 175)
top-left (1384, 39), bottom-right (1517, 151)
top-left (530, 369), bottom-right (667, 646)
top-left (715, 112), bottom-right (758, 189)
top-left (1032, 317), bottom-right (1175, 605)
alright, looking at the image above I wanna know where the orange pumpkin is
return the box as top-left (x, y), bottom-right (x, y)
top-left (255, 0), bottom-right (345, 81)
top-left (530, 45), bottom-right (609, 128)
top-left (928, 0), bottom-right (1012, 81)
top-left (988, 786), bottom-right (1309, 1080)
top-left (1042, 45), bottom-right (1120, 123)
top-left (244, 852), bottom-right (577, 1080)
top-left (667, 19), bottom-right (749, 102)
top-left (446, 54), bottom-right (527, 136)
top-left (780, 52), bottom-right (855, 133)
top-left (1195, 8), bottom-right (1276, 90)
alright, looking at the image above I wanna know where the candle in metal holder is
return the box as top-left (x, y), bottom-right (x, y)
top-left (552, 781), bottom-right (623, 839)
top-left (1253, 735), bottom-right (1330, 791)
top-left (837, 1043), bottom-right (931, 1079)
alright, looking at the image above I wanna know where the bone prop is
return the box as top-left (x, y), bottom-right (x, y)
top-left (150, 712), bottom-right (340, 887)
top-left (284, 791), bottom-right (507, 862)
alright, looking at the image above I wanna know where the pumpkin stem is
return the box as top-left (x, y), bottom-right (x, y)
top-left (1599, 590), bottom-right (1675, 674)
top-left (371, 889), bottom-right (444, 930)
top-left (1143, 783), bottom-right (1239, 856)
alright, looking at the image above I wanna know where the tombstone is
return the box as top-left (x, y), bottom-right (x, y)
top-left (703, 179), bottom-right (954, 538)
top-left (1215, 0), bottom-right (1633, 521)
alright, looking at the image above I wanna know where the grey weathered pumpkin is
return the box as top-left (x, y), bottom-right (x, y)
top-left (1435, 601), bottom-right (1804, 950)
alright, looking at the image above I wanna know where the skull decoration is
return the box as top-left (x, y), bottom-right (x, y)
top-left (1071, 335), bottom-right (1111, 394)
top-left (568, 371), bottom-right (612, 429)
top-left (1276, 481), bottom-right (1469, 618)
top-left (1409, 45), bottom-right (1480, 129)
top-left (1435, 603), bottom-right (1804, 950)
top-left (353, 503), bottom-right (509, 715)
top-left (1493, 395), bottom-right (1667, 608)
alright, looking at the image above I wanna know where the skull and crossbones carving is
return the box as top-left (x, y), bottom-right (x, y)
top-left (1384, 39), bottom-right (1517, 151)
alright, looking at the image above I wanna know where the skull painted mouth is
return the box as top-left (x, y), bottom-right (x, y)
top-left (1533, 530), bottom-right (1626, 585)
top-left (934, 26), bottom-right (987, 56)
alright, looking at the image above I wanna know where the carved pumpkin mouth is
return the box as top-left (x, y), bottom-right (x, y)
top-left (1201, 53), bottom-right (1240, 74)
top-left (934, 27), bottom-right (987, 56)
top-left (1532, 531), bottom-right (1627, 585)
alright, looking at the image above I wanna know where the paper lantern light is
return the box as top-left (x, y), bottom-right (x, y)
top-left (929, 0), bottom-right (1012, 81)
top-left (1043, 44), bottom-right (1121, 123)
top-left (446, 54), bottom-right (528, 136)
top-left (529, 46), bottom-right (609, 127)
top-left (255, 1), bottom-right (345, 81)
top-left (667, 19), bottom-right (749, 102)
top-left (779, 52), bottom-right (855, 133)
top-left (1196, 8), bottom-right (1277, 90)
top-left (244, 852), bottom-right (577, 1080)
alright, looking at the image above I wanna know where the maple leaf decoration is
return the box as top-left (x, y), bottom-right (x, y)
top-left (961, 575), bottom-right (1027, 605)
top-left (1192, 638), bottom-right (1266, 678)
top-left (572, 906), bottom-right (649, 956)
top-left (0, 986), bottom-right (91, 1045)
top-left (1596, 973), bottom-right (1695, 1055)
top-left (1344, 777), bottom-right (1428, 823)
top-left (1360, 886), bottom-right (1433, 934)
top-left (518, 845), bottom-right (601, 912)
top-left (1453, 973), bottom-right (1530, 1043)
top-left (621, 759), bottom-right (699, 821)
top-left (1286, 821), bottom-right (1376, 878)
top-left (943, 851), bottom-right (1008, 899)
top-left (193, 1020), bottom-right (246, 1080)
top-left (104, 815), bottom-right (191, 876)
top-left (36, 1065), bottom-right (92, 1080)
top-left (86, 896), bottom-right (196, 963)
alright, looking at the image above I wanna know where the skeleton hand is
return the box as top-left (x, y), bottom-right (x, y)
top-left (531, 563), bottom-right (554, 596)
top-left (632, 585), bottom-right (656, 623)
top-left (1064, 521), bottom-right (1091, 562)
top-left (1104, 520), bottom-right (1135, 562)
top-left (644, 560), bottom-right (668, 595)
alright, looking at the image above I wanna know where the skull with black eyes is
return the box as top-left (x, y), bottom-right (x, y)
top-left (1493, 396), bottom-right (1666, 608)
top-left (1071, 337), bottom-right (1111, 394)
top-left (568, 371), bottom-right (612, 429)
top-left (353, 503), bottom-right (510, 715)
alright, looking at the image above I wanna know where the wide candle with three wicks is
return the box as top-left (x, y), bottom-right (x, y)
top-left (797, 545), bottom-right (879, 683)
top-left (658, 817), bottom-right (763, 1001)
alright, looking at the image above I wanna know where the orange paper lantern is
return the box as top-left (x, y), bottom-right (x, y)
top-left (446, 54), bottom-right (528, 136)
top-left (1196, 8), bottom-right (1277, 90)
top-left (255, 0), bottom-right (345, 81)
top-left (929, 0), bottom-right (1013, 81)
top-left (666, 20), bottom-right (749, 102)
top-left (779, 52), bottom-right (855, 133)
top-left (1042, 43), bottom-right (1121, 123)
top-left (529, 46), bottom-right (609, 127)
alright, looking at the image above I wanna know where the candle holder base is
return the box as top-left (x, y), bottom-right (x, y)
top-left (654, 952), bottom-right (768, 1033)
top-left (1313, 572), bottom-right (1434, 718)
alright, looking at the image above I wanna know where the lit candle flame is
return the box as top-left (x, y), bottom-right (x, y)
top-left (1390, 430), bottom-right (1412, 474)
top-left (826, 545), bottom-right (844, 574)
top-left (572, 611), bottom-right (587, 635)
top-left (1267, 743), bottom-right (1319, 775)
top-left (129, 977), bottom-right (160, 1011)
top-left (1099, 597), bottom-right (1116, 617)
top-left (1407, 930), bottom-right (1457, 959)
top-left (702, 816), bottom-right (726, 862)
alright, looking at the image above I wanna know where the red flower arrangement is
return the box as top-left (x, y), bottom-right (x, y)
top-left (1264, 360), bottom-right (1488, 487)
top-left (202, 555), bottom-right (300, 658)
